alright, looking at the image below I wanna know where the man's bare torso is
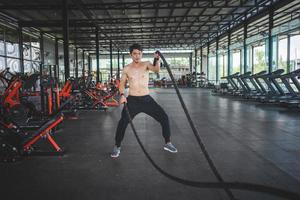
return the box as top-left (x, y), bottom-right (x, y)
top-left (124, 61), bottom-right (150, 96)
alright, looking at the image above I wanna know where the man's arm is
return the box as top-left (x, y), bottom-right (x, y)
top-left (147, 54), bottom-right (160, 73)
top-left (119, 68), bottom-right (128, 95)
top-left (118, 67), bottom-right (128, 104)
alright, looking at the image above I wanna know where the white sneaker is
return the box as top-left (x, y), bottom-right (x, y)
top-left (111, 146), bottom-right (121, 158)
top-left (163, 142), bottom-right (178, 153)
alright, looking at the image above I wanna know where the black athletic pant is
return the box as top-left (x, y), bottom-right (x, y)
top-left (115, 95), bottom-right (171, 147)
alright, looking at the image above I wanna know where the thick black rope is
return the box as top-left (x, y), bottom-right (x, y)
top-left (122, 51), bottom-right (300, 200)
top-left (125, 104), bottom-right (300, 200)
top-left (157, 51), bottom-right (235, 199)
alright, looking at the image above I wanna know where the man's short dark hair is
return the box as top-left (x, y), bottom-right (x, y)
top-left (129, 43), bottom-right (143, 54)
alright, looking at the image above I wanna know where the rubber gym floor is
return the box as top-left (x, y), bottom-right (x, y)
top-left (1, 88), bottom-right (300, 200)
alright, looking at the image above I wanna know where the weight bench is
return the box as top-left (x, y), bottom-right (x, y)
top-left (22, 113), bottom-right (64, 155)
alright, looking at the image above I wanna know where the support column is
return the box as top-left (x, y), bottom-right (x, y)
top-left (189, 52), bottom-right (193, 73)
top-left (96, 27), bottom-right (100, 82)
top-left (55, 38), bottom-right (59, 80)
top-left (200, 46), bottom-right (203, 73)
top-left (63, 0), bottom-right (70, 82)
top-left (194, 49), bottom-right (197, 73)
top-left (110, 40), bottom-right (113, 80)
top-left (244, 22), bottom-right (248, 73)
top-left (75, 48), bottom-right (78, 78)
top-left (240, 49), bottom-right (243, 74)
top-left (207, 43), bottom-right (210, 80)
top-left (122, 54), bottom-right (125, 69)
top-left (287, 34), bottom-right (291, 73)
top-left (40, 32), bottom-right (44, 65)
top-left (88, 54), bottom-right (91, 75)
top-left (18, 25), bottom-right (24, 73)
top-left (216, 37), bottom-right (219, 83)
top-left (227, 32), bottom-right (231, 75)
top-left (117, 49), bottom-right (120, 79)
top-left (40, 32), bottom-right (45, 114)
top-left (268, 7), bottom-right (274, 73)
top-left (252, 45), bottom-right (254, 72)
top-left (82, 50), bottom-right (85, 77)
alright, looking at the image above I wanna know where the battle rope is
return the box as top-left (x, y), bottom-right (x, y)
top-left (123, 51), bottom-right (300, 200)
top-left (157, 51), bottom-right (235, 199)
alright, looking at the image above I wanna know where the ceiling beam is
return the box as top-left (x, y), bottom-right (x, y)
top-left (0, 0), bottom-right (256, 10)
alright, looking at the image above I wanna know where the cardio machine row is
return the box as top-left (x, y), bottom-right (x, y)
top-left (214, 68), bottom-right (300, 108)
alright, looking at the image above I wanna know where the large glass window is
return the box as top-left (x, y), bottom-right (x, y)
top-left (6, 41), bottom-right (19, 58)
top-left (253, 43), bottom-right (267, 73)
top-left (58, 50), bottom-right (65, 83)
top-left (7, 58), bottom-right (20, 72)
top-left (164, 56), bottom-right (189, 80)
top-left (246, 45), bottom-right (252, 72)
top-left (91, 56), bottom-right (96, 72)
top-left (271, 36), bottom-right (277, 71)
top-left (100, 57), bottom-right (113, 81)
top-left (218, 54), bottom-right (224, 80)
top-left (0, 28), bottom-right (4, 56)
top-left (31, 40), bottom-right (40, 48)
top-left (32, 62), bottom-right (39, 73)
top-left (5, 29), bottom-right (20, 72)
top-left (223, 54), bottom-right (228, 77)
top-left (208, 56), bottom-right (216, 82)
top-left (290, 34), bottom-right (300, 71)
top-left (0, 56), bottom-right (5, 71)
top-left (277, 36), bottom-right (288, 71)
top-left (23, 34), bottom-right (40, 73)
top-left (69, 51), bottom-right (75, 78)
top-left (6, 29), bottom-right (19, 59)
top-left (31, 46), bottom-right (40, 62)
top-left (23, 45), bottom-right (31, 60)
top-left (24, 60), bottom-right (31, 73)
top-left (91, 55), bottom-right (121, 82)
top-left (232, 50), bottom-right (241, 74)
top-left (77, 60), bottom-right (83, 77)
top-left (202, 47), bottom-right (208, 78)
top-left (0, 42), bottom-right (4, 56)
top-left (101, 70), bottom-right (110, 82)
top-left (0, 27), bottom-right (4, 71)
top-left (218, 53), bottom-right (227, 80)
top-left (0, 27), bottom-right (22, 72)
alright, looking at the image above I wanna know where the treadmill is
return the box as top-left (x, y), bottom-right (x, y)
top-left (247, 70), bottom-right (267, 99)
top-left (279, 69), bottom-right (300, 107)
top-left (255, 69), bottom-right (285, 102)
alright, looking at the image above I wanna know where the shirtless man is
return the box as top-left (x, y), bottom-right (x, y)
top-left (111, 43), bottom-right (177, 158)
